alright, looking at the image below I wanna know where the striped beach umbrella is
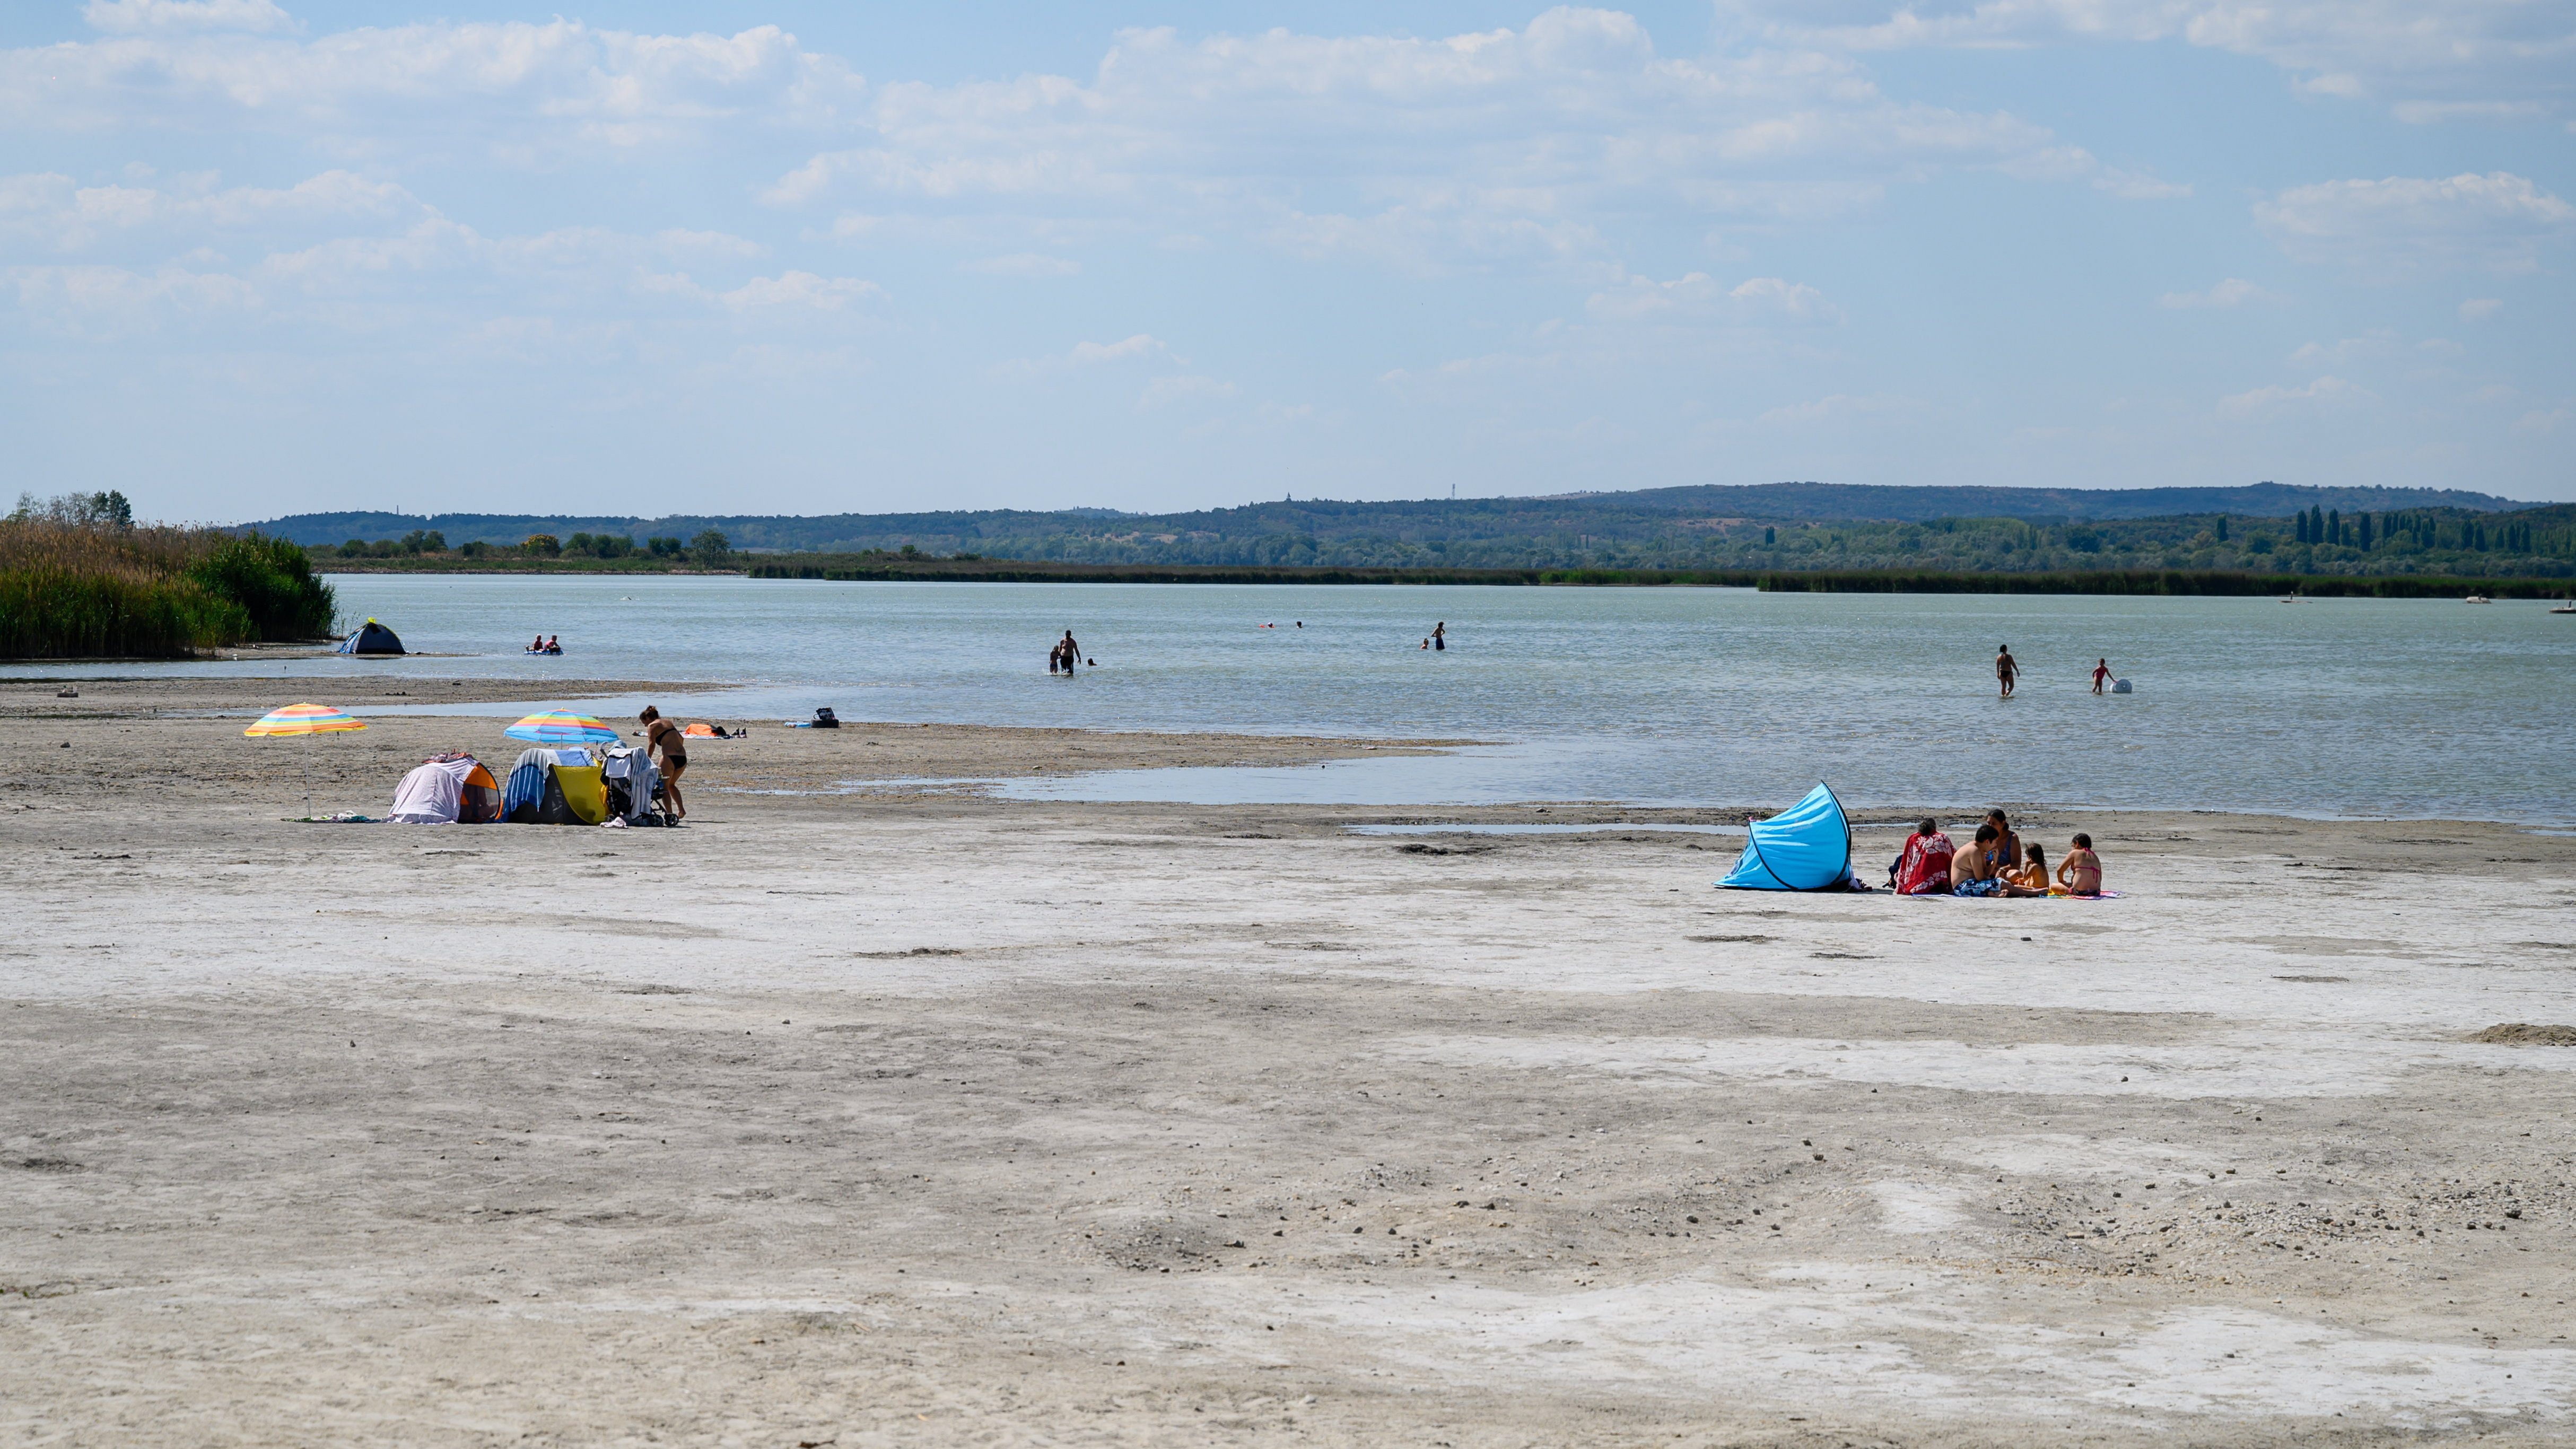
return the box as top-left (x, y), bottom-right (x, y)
top-left (504, 709), bottom-right (620, 746)
top-left (244, 702), bottom-right (368, 737)
top-left (245, 703), bottom-right (366, 815)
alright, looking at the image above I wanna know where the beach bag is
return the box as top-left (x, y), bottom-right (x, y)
top-left (529, 770), bottom-right (580, 825)
top-left (812, 708), bottom-right (839, 728)
top-left (1893, 832), bottom-right (1954, 895)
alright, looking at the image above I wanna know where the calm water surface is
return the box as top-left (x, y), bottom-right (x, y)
top-left (12, 575), bottom-right (2571, 822)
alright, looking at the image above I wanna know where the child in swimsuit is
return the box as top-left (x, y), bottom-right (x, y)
top-left (1951, 825), bottom-right (2005, 896)
top-left (2005, 843), bottom-right (2051, 896)
top-left (2056, 833), bottom-right (2102, 896)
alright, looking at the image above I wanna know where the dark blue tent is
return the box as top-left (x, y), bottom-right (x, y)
top-left (335, 618), bottom-right (405, 655)
top-left (1717, 782), bottom-right (1857, 891)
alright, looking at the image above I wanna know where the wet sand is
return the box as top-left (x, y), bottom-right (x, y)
top-left (4, 677), bottom-right (2574, 1446)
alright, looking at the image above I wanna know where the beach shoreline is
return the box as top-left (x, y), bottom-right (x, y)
top-left (5, 676), bottom-right (2574, 1445)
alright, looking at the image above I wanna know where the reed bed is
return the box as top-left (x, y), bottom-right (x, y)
top-left (0, 522), bottom-right (336, 659)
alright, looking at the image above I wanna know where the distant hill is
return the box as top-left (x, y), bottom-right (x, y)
top-left (245, 481), bottom-right (2526, 557)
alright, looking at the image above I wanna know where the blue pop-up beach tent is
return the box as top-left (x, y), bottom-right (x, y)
top-left (1717, 782), bottom-right (1856, 891)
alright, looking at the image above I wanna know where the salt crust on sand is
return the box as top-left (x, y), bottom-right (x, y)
top-left (1391, 1033), bottom-right (2576, 1099)
top-left (1169, 1274), bottom-right (2576, 1426)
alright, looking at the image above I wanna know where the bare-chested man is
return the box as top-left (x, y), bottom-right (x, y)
top-left (1996, 644), bottom-right (2018, 699)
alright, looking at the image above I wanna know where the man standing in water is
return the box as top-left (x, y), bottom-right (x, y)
top-left (1431, 622), bottom-right (1447, 652)
top-left (1996, 644), bottom-right (2018, 699)
top-left (1057, 630), bottom-right (1081, 673)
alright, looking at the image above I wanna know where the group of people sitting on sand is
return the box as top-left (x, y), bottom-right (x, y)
top-left (1890, 810), bottom-right (2103, 897)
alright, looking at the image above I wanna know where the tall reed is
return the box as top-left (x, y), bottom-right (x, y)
top-left (0, 522), bottom-right (335, 658)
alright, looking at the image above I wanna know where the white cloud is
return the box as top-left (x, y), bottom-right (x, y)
top-left (994, 333), bottom-right (1173, 379)
top-left (0, 168), bottom-right (423, 252)
top-left (83, 0), bottom-right (294, 34)
top-left (5, 261), bottom-right (259, 336)
top-left (1138, 374), bottom-right (1237, 408)
top-left (2094, 167), bottom-right (2190, 200)
top-left (2458, 296), bottom-right (2503, 320)
top-left (2517, 399), bottom-right (2572, 434)
top-left (717, 270), bottom-right (883, 311)
top-left (2391, 99), bottom-right (2551, 124)
top-left (2157, 277), bottom-right (2274, 308)
top-left (1586, 269), bottom-right (1840, 323)
top-left (962, 252), bottom-right (1080, 277)
top-left (1068, 334), bottom-right (1164, 365)
top-left (2289, 331), bottom-right (2398, 366)
top-left (1754, 392), bottom-right (1929, 425)
top-left (766, 9), bottom-right (2058, 268)
top-left (2256, 172), bottom-right (2576, 274)
top-left (2216, 374), bottom-right (2375, 417)
top-left (2, 20), bottom-right (864, 153)
top-left (1715, 1), bottom-right (2576, 120)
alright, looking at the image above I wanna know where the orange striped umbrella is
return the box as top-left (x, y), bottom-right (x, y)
top-left (245, 702), bottom-right (368, 737)
top-left (246, 703), bottom-right (367, 815)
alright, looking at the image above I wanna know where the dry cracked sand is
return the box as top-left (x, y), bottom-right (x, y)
top-left (3, 675), bottom-right (2574, 1446)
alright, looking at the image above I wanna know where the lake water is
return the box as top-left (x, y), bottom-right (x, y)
top-left (13, 574), bottom-right (2573, 823)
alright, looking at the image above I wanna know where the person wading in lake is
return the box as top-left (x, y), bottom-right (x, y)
top-left (1996, 644), bottom-right (2018, 699)
top-left (639, 705), bottom-right (687, 821)
top-left (1431, 621), bottom-right (1447, 652)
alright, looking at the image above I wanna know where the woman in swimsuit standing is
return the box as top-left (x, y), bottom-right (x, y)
top-left (639, 705), bottom-right (688, 820)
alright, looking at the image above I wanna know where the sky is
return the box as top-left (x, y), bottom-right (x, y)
top-left (2, 1), bottom-right (2570, 523)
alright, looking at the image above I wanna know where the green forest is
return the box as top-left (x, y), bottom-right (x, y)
top-left (270, 486), bottom-right (2576, 581)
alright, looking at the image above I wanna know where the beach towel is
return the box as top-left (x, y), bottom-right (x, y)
top-left (1902, 889), bottom-right (2125, 902)
top-left (1892, 831), bottom-right (1954, 895)
top-left (388, 759), bottom-right (469, 824)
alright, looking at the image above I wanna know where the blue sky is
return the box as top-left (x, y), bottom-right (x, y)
top-left (3, 1), bottom-right (2569, 523)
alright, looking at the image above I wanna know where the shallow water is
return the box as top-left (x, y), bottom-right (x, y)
top-left (12, 574), bottom-right (2571, 822)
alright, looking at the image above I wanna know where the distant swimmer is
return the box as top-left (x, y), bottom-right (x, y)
top-left (1432, 621), bottom-right (1446, 652)
top-left (1995, 644), bottom-right (2018, 699)
top-left (2091, 657), bottom-right (2112, 695)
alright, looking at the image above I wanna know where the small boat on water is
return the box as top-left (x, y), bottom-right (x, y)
top-left (2465, 595), bottom-right (2492, 605)
top-left (2552, 598), bottom-right (2576, 615)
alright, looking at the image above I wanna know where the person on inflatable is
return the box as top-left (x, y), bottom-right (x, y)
top-left (1891, 818), bottom-right (1955, 895)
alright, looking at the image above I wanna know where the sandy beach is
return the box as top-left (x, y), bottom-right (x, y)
top-left (4, 675), bottom-right (2573, 1446)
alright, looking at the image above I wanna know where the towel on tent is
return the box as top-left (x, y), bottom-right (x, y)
top-left (389, 759), bottom-right (470, 824)
top-left (501, 760), bottom-right (549, 820)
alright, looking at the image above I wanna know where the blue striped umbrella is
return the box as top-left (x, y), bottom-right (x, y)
top-left (503, 710), bottom-right (620, 747)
